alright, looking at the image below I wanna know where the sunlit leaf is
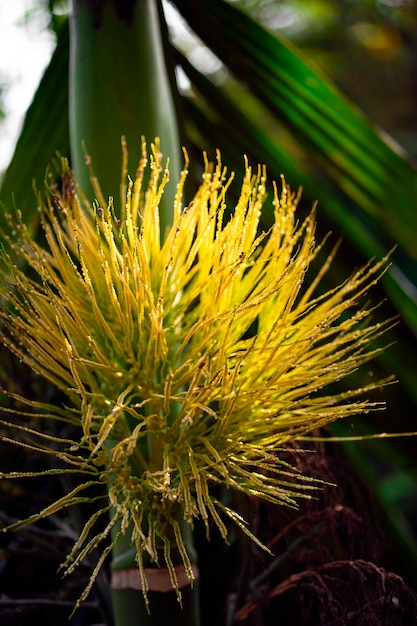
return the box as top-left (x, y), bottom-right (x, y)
top-left (0, 21), bottom-right (70, 234)
top-left (172, 0), bottom-right (417, 259)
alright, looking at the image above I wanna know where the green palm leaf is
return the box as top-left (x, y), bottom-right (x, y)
top-left (172, 0), bottom-right (417, 257)
top-left (0, 21), bottom-right (70, 229)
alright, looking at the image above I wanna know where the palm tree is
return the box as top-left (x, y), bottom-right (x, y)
top-left (1, 1), bottom-right (417, 624)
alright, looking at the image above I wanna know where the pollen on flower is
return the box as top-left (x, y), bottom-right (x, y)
top-left (0, 140), bottom-right (394, 608)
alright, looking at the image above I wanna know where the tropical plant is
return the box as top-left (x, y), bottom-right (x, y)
top-left (1, 1), bottom-right (417, 625)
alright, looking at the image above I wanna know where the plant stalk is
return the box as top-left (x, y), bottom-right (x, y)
top-left (110, 517), bottom-right (201, 626)
top-left (69, 0), bottom-right (182, 237)
top-left (69, 2), bottom-right (199, 624)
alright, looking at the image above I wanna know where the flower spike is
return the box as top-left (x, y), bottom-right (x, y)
top-left (0, 141), bottom-right (393, 606)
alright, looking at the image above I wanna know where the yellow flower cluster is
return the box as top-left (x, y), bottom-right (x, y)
top-left (0, 142), bottom-right (391, 605)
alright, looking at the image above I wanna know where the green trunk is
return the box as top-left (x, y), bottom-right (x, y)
top-left (69, 0), bottom-right (182, 237)
top-left (111, 585), bottom-right (201, 626)
top-left (69, 2), bottom-right (199, 624)
top-left (112, 510), bottom-right (200, 626)
top-left (110, 522), bottom-right (201, 626)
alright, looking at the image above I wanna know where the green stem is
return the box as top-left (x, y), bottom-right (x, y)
top-left (69, 3), bottom-right (198, 623)
top-left (111, 585), bottom-right (201, 626)
top-left (104, 410), bottom-right (200, 625)
top-left (69, 0), bottom-right (182, 237)
top-left (110, 518), bottom-right (201, 626)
